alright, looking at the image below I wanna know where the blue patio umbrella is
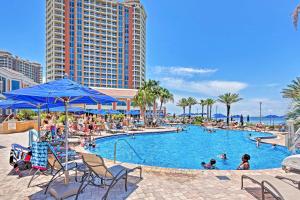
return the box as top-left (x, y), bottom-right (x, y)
top-left (47, 106), bottom-right (86, 114)
top-left (107, 109), bottom-right (121, 115)
top-left (126, 110), bottom-right (140, 116)
top-left (0, 99), bottom-right (63, 129)
top-left (214, 113), bottom-right (226, 119)
top-left (88, 109), bottom-right (107, 115)
top-left (0, 99), bottom-right (64, 109)
top-left (4, 77), bottom-right (117, 174)
top-left (232, 115), bottom-right (241, 118)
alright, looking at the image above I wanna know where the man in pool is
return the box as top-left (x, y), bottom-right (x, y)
top-left (201, 159), bottom-right (217, 169)
top-left (237, 154), bottom-right (250, 170)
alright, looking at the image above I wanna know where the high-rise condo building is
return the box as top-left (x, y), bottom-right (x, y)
top-left (0, 50), bottom-right (42, 83)
top-left (46, 0), bottom-right (146, 89)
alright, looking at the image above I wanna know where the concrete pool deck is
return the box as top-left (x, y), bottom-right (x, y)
top-left (0, 130), bottom-right (293, 200)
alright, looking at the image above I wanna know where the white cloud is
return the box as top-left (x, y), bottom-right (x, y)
top-left (152, 66), bottom-right (217, 76)
top-left (161, 77), bottom-right (248, 96)
top-left (165, 93), bottom-right (289, 116)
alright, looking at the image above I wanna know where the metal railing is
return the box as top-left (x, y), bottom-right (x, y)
top-left (113, 138), bottom-right (144, 163)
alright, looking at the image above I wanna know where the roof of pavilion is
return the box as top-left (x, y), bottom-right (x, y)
top-left (92, 87), bottom-right (138, 99)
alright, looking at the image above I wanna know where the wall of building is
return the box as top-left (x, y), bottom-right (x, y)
top-left (0, 50), bottom-right (42, 83)
top-left (46, 0), bottom-right (146, 89)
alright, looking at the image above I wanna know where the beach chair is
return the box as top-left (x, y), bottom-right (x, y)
top-left (44, 146), bottom-right (78, 194)
top-left (241, 174), bottom-right (300, 200)
top-left (9, 144), bottom-right (31, 167)
top-left (104, 123), bottom-right (123, 134)
top-left (75, 153), bottom-right (142, 200)
top-left (276, 174), bottom-right (300, 189)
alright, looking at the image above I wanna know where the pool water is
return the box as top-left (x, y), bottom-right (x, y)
top-left (88, 125), bottom-right (291, 170)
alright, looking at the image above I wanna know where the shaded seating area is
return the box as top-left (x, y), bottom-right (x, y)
top-left (75, 153), bottom-right (142, 200)
top-left (241, 174), bottom-right (300, 200)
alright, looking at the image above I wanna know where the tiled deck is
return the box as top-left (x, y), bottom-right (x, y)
top-left (0, 131), bottom-right (290, 200)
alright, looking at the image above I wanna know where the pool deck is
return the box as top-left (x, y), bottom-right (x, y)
top-left (0, 130), bottom-right (292, 200)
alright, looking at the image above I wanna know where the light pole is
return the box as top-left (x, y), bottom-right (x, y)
top-left (259, 102), bottom-right (262, 123)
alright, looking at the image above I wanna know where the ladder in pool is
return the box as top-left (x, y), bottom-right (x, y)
top-left (113, 139), bottom-right (145, 163)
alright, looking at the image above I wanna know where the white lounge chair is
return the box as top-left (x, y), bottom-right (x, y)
top-left (241, 174), bottom-right (300, 200)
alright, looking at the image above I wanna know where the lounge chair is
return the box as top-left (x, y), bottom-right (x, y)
top-left (276, 174), bottom-right (300, 189)
top-left (44, 151), bottom-right (78, 194)
top-left (75, 153), bottom-right (142, 200)
top-left (241, 174), bottom-right (300, 200)
top-left (104, 123), bottom-right (124, 134)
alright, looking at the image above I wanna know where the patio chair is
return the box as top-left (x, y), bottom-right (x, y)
top-left (75, 153), bottom-right (142, 200)
top-left (44, 145), bottom-right (78, 194)
top-left (104, 123), bottom-right (124, 134)
top-left (241, 174), bottom-right (300, 200)
top-left (276, 174), bottom-right (300, 189)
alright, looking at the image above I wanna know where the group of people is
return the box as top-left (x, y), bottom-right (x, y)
top-left (201, 154), bottom-right (251, 170)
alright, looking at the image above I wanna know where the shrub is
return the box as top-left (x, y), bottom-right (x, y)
top-left (17, 109), bottom-right (36, 121)
top-left (193, 116), bottom-right (204, 125)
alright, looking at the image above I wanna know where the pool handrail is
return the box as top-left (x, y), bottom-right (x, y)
top-left (114, 138), bottom-right (144, 163)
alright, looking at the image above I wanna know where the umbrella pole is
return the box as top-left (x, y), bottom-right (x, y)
top-left (64, 100), bottom-right (70, 184)
top-left (38, 106), bottom-right (41, 140)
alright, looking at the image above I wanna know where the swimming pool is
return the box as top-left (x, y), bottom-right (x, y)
top-left (88, 126), bottom-right (291, 170)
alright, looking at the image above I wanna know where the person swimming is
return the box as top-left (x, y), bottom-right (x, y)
top-left (256, 138), bottom-right (261, 147)
top-left (237, 154), bottom-right (250, 170)
top-left (220, 153), bottom-right (227, 160)
top-left (201, 159), bottom-right (217, 169)
top-left (272, 143), bottom-right (277, 149)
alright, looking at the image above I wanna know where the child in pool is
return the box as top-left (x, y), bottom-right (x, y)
top-left (201, 159), bottom-right (217, 169)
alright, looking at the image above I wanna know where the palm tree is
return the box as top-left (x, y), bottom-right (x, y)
top-left (205, 99), bottom-right (210, 119)
top-left (141, 80), bottom-right (160, 118)
top-left (132, 89), bottom-right (148, 125)
top-left (282, 77), bottom-right (300, 119)
top-left (293, 4), bottom-right (300, 30)
top-left (187, 97), bottom-right (197, 117)
top-left (158, 87), bottom-right (174, 113)
top-left (199, 99), bottom-right (206, 118)
top-left (282, 77), bottom-right (300, 100)
top-left (218, 93), bottom-right (242, 126)
top-left (177, 98), bottom-right (188, 118)
top-left (206, 98), bottom-right (215, 120)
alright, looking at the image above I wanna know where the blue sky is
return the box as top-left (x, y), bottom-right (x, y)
top-left (0, 0), bottom-right (299, 115)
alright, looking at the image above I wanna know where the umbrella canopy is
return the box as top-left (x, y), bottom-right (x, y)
top-left (107, 109), bottom-right (121, 115)
top-left (214, 113), bottom-right (226, 118)
top-left (232, 115), bottom-right (241, 118)
top-left (4, 77), bottom-right (117, 175)
top-left (0, 99), bottom-right (63, 109)
top-left (4, 78), bottom-right (117, 105)
top-left (47, 106), bottom-right (85, 113)
top-left (126, 110), bottom-right (140, 115)
top-left (88, 109), bottom-right (107, 115)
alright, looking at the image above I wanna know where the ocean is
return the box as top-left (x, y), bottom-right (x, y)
top-left (216, 117), bottom-right (285, 125)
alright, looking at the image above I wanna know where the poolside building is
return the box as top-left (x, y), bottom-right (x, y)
top-left (0, 50), bottom-right (42, 84)
top-left (0, 68), bottom-right (37, 95)
top-left (46, 0), bottom-right (146, 89)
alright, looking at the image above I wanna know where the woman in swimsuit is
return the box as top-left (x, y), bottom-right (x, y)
top-left (237, 154), bottom-right (250, 170)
